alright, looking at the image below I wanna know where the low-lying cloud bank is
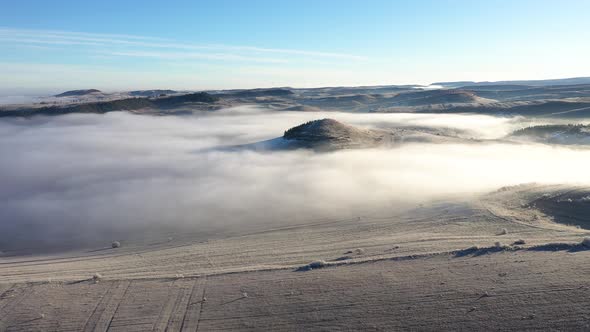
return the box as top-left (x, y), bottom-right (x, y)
top-left (1, 108), bottom-right (589, 252)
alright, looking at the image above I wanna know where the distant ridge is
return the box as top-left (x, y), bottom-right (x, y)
top-left (55, 89), bottom-right (102, 97)
top-left (129, 90), bottom-right (178, 97)
top-left (389, 89), bottom-right (484, 106)
top-left (434, 77), bottom-right (590, 88)
top-left (0, 92), bottom-right (219, 117)
top-left (219, 88), bottom-right (294, 98)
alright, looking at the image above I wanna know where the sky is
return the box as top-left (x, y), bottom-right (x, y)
top-left (1, 0), bottom-right (590, 94)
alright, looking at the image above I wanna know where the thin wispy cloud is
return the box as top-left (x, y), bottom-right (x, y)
top-left (0, 27), bottom-right (367, 63)
top-left (0, 27), bottom-right (170, 41)
top-left (0, 37), bottom-right (105, 47)
top-left (109, 51), bottom-right (290, 63)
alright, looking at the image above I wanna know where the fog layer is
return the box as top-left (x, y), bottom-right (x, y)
top-left (1, 108), bottom-right (589, 252)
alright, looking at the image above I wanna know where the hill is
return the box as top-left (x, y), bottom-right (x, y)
top-left (283, 118), bottom-right (379, 144)
top-left (235, 118), bottom-right (466, 151)
top-left (462, 84), bottom-right (590, 102)
top-left (488, 183), bottom-right (590, 230)
top-left (416, 100), bottom-right (590, 118)
top-left (434, 77), bottom-right (590, 88)
top-left (509, 124), bottom-right (590, 145)
top-left (218, 88), bottom-right (294, 98)
top-left (388, 89), bottom-right (487, 106)
top-left (0, 92), bottom-right (220, 117)
top-left (129, 89), bottom-right (178, 97)
top-left (54, 89), bottom-right (102, 97)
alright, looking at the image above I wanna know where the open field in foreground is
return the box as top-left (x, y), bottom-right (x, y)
top-left (1, 190), bottom-right (589, 331)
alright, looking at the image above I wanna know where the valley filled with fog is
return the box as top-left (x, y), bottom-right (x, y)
top-left (2, 107), bottom-right (590, 253)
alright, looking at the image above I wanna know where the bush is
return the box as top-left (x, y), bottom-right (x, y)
top-left (298, 260), bottom-right (327, 271)
top-left (308, 260), bottom-right (326, 269)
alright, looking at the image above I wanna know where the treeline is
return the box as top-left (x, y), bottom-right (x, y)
top-left (284, 119), bottom-right (322, 138)
top-left (512, 124), bottom-right (590, 136)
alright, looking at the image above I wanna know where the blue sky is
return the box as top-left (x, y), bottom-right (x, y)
top-left (1, 0), bottom-right (589, 93)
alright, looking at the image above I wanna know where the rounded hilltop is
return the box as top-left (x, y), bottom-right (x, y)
top-left (54, 89), bottom-right (102, 97)
top-left (283, 118), bottom-right (368, 141)
top-left (280, 118), bottom-right (391, 150)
